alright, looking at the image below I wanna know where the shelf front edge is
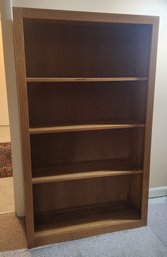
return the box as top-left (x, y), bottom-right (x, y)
top-left (29, 124), bottom-right (145, 134)
top-left (32, 170), bottom-right (143, 184)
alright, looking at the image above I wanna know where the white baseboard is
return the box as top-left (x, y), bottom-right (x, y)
top-left (149, 187), bottom-right (167, 198)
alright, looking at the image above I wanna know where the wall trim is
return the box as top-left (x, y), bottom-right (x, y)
top-left (149, 187), bottom-right (167, 198)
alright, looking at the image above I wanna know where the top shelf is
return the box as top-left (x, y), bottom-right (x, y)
top-left (26, 77), bottom-right (148, 83)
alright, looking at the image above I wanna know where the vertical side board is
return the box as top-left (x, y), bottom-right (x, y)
top-left (141, 18), bottom-right (159, 223)
top-left (13, 8), bottom-right (34, 247)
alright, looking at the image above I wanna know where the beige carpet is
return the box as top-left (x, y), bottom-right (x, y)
top-left (0, 177), bottom-right (27, 251)
top-left (0, 177), bottom-right (15, 214)
top-left (0, 213), bottom-right (27, 251)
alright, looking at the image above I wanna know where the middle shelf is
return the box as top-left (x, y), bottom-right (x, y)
top-left (30, 127), bottom-right (145, 184)
top-left (29, 123), bottom-right (145, 134)
top-left (26, 77), bottom-right (148, 83)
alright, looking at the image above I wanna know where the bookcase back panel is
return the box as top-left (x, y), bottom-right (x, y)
top-left (131, 127), bottom-right (145, 167)
top-left (28, 82), bottom-right (147, 127)
top-left (23, 19), bottom-right (152, 77)
top-left (33, 176), bottom-right (131, 213)
top-left (128, 173), bottom-right (142, 211)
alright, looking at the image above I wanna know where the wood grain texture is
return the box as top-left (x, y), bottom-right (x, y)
top-left (16, 7), bottom-right (158, 25)
top-left (32, 170), bottom-right (142, 184)
top-left (13, 8), bottom-right (35, 247)
top-left (141, 17), bottom-right (159, 223)
top-left (29, 123), bottom-right (145, 134)
top-left (13, 7), bottom-right (159, 248)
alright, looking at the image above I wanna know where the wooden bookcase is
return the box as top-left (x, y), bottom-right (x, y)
top-left (13, 8), bottom-right (159, 248)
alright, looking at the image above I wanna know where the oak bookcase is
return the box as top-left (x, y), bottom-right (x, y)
top-left (13, 7), bottom-right (159, 248)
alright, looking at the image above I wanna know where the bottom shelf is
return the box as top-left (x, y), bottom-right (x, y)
top-left (34, 200), bottom-right (141, 243)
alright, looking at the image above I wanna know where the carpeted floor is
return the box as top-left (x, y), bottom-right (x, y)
top-left (0, 177), bottom-right (15, 214)
top-left (148, 197), bottom-right (167, 249)
top-left (0, 143), bottom-right (13, 178)
top-left (0, 197), bottom-right (167, 257)
top-left (1, 227), bottom-right (167, 257)
top-left (0, 214), bottom-right (27, 251)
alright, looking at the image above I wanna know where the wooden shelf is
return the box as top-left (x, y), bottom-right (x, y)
top-left (27, 77), bottom-right (148, 83)
top-left (34, 200), bottom-right (141, 241)
top-left (32, 159), bottom-right (143, 184)
top-left (32, 170), bottom-right (142, 184)
top-left (29, 123), bottom-right (145, 134)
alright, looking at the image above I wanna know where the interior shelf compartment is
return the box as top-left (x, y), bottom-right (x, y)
top-left (33, 174), bottom-right (142, 235)
top-left (30, 128), bottom-right (144, 179)
top-left (28, 81), bottom-right (147, 128)
top-left (23, 19), bottom-right (152, 78)
top-left (32, 159), bottom-right (143, 184)
top-left (34, 200), bottom-right (141, 239)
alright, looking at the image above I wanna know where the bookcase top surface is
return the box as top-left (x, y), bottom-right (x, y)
top-left (13, 7), bottom-right (159, 25)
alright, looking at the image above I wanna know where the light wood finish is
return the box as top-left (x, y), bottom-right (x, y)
top-left (27, 77), bottom-right (147, 83)
top-left (13, 7), bottom-right (159, 248)
top-left (20, 7), bottom-right (158, 25)
top-left (32, 170), bottom-right (142, 184)
top-left (141, 17), bottom-right (159, 223)
top-left (29, 123), bottom-right (145, 134)
top-left (13, 7), bottom-right (34, 247)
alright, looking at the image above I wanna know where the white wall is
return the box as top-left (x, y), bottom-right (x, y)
top-left (0, 19), bottom-right (10, 142)
top-left (0, 0), bottom-right (24, 216)
top-left (0, 16), bottom-right (10, 143)
top-left (1, 0), bottom-right (166, 215)
top-left (0, 20), bottom-right (9, 126)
